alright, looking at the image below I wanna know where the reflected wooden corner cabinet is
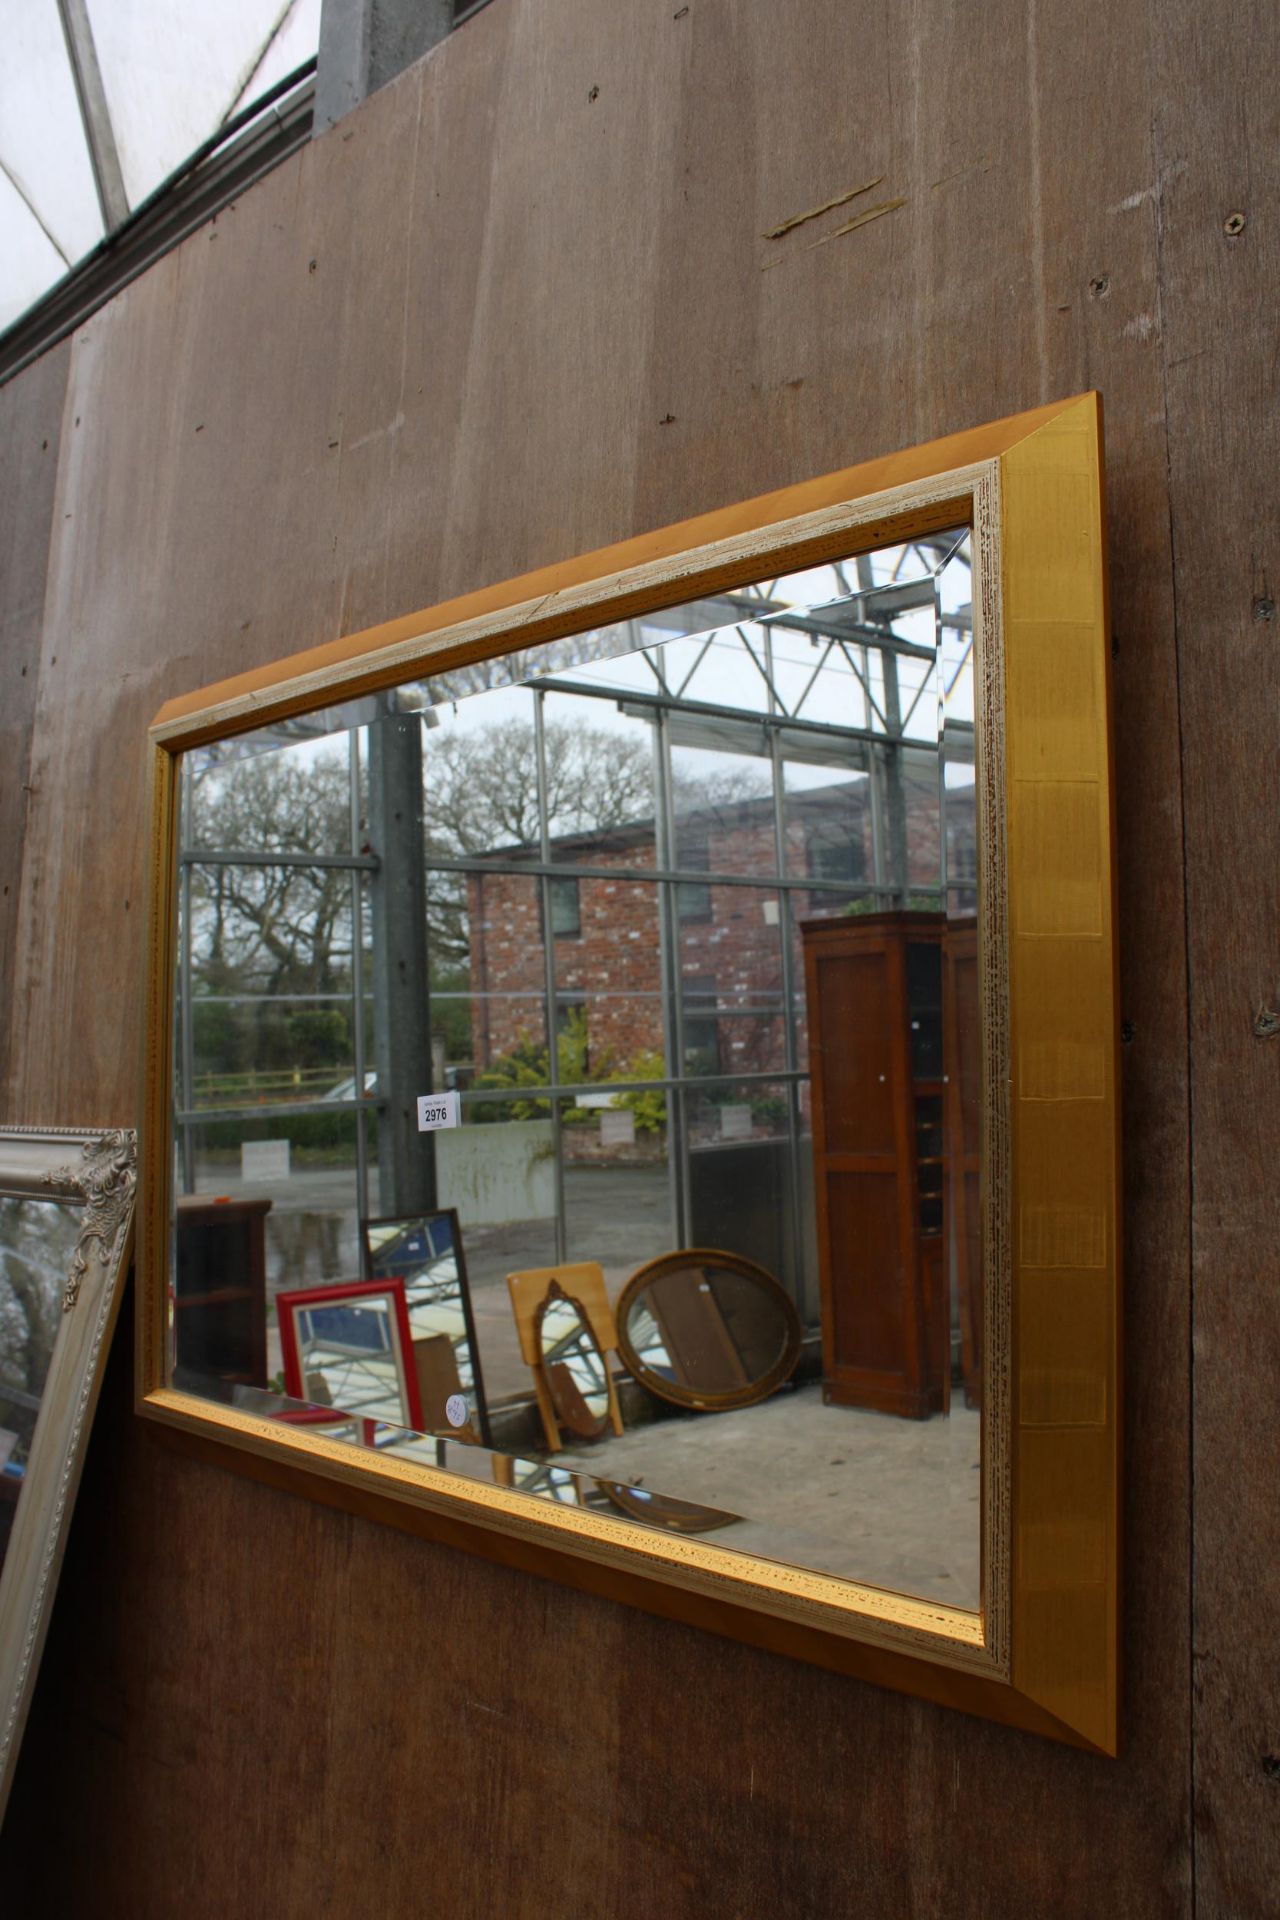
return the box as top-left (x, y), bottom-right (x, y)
top-left (139, 392), bottom-right (1121, 1753)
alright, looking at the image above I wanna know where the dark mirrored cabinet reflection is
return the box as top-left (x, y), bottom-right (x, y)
top-left (166, 526), bottom-right (985, 1609)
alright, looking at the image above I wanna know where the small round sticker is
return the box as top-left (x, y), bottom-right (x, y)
top-left (445, 1394), bottom-right (468, 1428)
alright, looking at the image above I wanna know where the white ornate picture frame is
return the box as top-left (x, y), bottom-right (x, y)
top-left (0, 1127), bottom-right (137, 1819)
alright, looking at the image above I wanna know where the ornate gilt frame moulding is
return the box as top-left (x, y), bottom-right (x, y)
top-left (139, 393), bottom-right (1120, 1753)
top-left (0, 1127), bottom-right (138, 1821)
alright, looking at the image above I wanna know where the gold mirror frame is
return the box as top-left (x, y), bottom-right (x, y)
top-left (138, 392), bottom-right (1119, 1753)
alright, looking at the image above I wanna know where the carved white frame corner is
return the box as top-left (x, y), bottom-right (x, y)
top-left (0, 1126), bottom-right (138, 1820)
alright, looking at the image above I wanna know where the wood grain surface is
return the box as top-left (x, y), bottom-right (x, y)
top-left (1151, 3), bottom-right (1280, 1912)
top-left (0, 339), bottom-right (70, 1106)
top-left (0, 0), bottom-right (1272, 1908)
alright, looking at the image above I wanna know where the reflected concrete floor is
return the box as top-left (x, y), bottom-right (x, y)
top-left (552, 1382), bottom-right (982, 1610)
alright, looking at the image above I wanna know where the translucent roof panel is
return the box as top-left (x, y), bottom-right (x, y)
top-left (0, 0), bottom-right (320, 334)
top-left (0, 176), bottom-right (73, 324)
top-left (227, 0), bottom-right (323, 114)
top-left (87, 0), bottom-right (321, 210)
top-left (0, 0), bottom-right (105, 324)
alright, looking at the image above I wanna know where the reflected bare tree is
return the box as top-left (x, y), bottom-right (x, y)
top-left (185, 755), bottom-right (358, 1084)
top-left (424, 716), bottom-right (652, 854)
top-left (182, 717), bottom-right (776, 1075)
top-left (187, 753), bottom-right (354, 995)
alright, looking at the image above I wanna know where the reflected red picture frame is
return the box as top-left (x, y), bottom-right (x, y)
top-left (277, 1278), bottom-right (423, 1433)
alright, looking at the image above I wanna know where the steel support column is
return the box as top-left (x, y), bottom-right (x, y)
top-left (316, 0), bottom-right (453, 131)
top-left (368, 701), bottom-right (435, 1216)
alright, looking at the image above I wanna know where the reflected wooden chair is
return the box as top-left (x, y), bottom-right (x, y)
top-left (506, 1262), bottom-right (625, 1452)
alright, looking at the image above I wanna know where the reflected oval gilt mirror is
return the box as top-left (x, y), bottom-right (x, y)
top-left (595, 1480), bottom-right (741, 1535)
top-left (616, 1250), bottom-right (802, 1412)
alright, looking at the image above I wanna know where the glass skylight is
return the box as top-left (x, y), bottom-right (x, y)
top-left (0, 0), bottom-right (321, 334)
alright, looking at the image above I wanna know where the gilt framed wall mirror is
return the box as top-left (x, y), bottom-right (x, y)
top-left (140, 393), bottom-right (1120, 1752)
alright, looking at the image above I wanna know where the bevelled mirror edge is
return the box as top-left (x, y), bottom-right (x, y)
top-left (136, 392), bottom-right (1119, 1754)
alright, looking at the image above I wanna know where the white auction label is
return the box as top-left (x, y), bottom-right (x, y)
top-left (445, 1394), bottom-right (468, 1428)
top-left (416, 1090), bottom-right (461, 1132)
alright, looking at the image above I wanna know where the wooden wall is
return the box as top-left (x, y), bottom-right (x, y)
top-left (1, 1), bottom-right (1276, 1911)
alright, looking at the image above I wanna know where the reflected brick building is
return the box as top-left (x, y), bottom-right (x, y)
top-left (465, 766), bottom-right (955, 1077)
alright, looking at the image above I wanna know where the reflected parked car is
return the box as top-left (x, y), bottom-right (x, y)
top-left (324, 1070), bottom-right (378, 1103)
top-left (325, 1065), bottom-right (472, 1102)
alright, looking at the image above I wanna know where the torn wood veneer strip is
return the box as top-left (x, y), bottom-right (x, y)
top-left (761, 175), bottom-right (884, 240)
top-left (761, 197), bottom-right (907, 269)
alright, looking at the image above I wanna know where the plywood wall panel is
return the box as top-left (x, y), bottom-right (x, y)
top-left (3, 184), bottom-right (334, 1120)
top-left (0, 339), bottom-right (70, 1107)
top-left (3, 1303), bottom-right (1178, 1920)
top-left (1151, 3), bottom-right (1280, 1911)
top-left (2, 0), bottom-right (1269, 1907)
top-left (416, 1), bottom-right (674, 599)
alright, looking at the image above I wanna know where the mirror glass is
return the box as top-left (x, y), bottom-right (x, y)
top-left (618, 1252), bottom-right (800, 1408)
top-left (0, 1198), bottom-right (82, 1573)
top-left (363, 1210), bottom-right (489, 1442)
top-left (169, 526), bottom-right (983, 1609)
top-left (594, 1479), bottom-right (740, 1535)
top-left (277, 1281), bottom-right (418, 1431)
top-left (536, 1286), bottom-right (610, 1437)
